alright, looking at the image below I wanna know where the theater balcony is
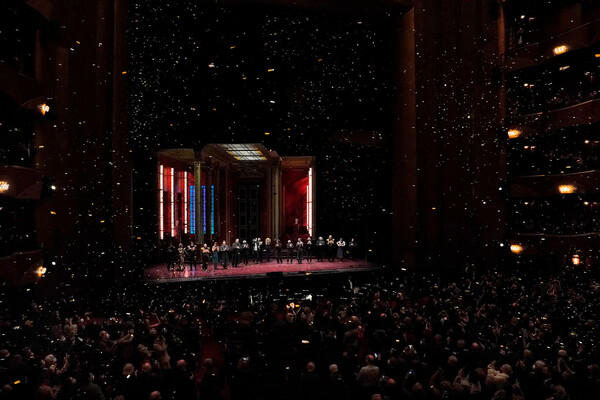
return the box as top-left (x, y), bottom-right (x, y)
top-left (508, 232), bottom-right (599, 266)
top-left (505, 18), bottom-right (600, 73)
top-left (509, 170), bottom-right (600, 197)
top-left (0, 249), bottom-right (45, 285)
top-left (0, 164), bottom-right (43, 200)
top-left (506, 98), bottom-right (600, 136)
top-left (503, 0), bottom-right (600, 57)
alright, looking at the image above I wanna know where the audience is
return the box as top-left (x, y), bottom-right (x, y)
top-left (0, 263), bottom-right (599, 399)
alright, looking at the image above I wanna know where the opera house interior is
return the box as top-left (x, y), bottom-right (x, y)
top-left (1, 1), bottom-right (600, 399)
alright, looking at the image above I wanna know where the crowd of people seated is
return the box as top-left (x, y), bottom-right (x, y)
top-left (509, 145), bottom-right (600, 177)
top-left (507, 64), bottom-right (600, 116)
top-left (0, 262), bottom-right (599, 400)
top-left (509, 199), bottom-right (600, 235)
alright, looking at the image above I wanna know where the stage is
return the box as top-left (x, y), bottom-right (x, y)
top-left (144, 259), bottom-right (378, 282)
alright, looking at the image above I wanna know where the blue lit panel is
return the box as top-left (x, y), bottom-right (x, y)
top-left (210, 185), bottom-right (215, 235)
top-left (190, 185), bottom-right (196, 234)
top-left (202, 185), bottom-right (206, 235)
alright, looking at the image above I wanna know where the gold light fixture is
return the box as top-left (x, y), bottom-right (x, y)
top-left (507, 129), bottom-right (522, 139)
top-left (510, 244), bottom-right (523, 254)
top-left (553, 45), bottom-right (568, 56)
top-left (38, 103), bottom-right (50, 116)
top-left (558, 185), bottom-right (576, 194)
top-left (572, 255), bottom-right (580, 265)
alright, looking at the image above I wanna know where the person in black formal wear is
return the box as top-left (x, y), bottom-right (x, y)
top-left (186, 242), bottom-right (197, 270)
top-left (241, 240), bottom-right (249, 265)
top-left (220, 240), bottom-right (230, 269)
top-left (231, 238), bottom-right (241, 268)
top-left (326, 235), bottom-right (336, 262)
top-left (305, 237), bottom-right (313, 263)
top-left (201, 243), bottom-right (210, 271)
top-left (274, 239), bottom-right (283, 263)
top-left (348, 238), bottom-right (358, 261)
top-left (166, 243), bottom-right (176, 271)
top-left (252, 238), bottom-right (260, 264)
top-left (264, 238), bottom-right (272, 263)
top-left (316, 236), bottom-right (325, 262)
top-left (296, 237), bottom-right (304, 264)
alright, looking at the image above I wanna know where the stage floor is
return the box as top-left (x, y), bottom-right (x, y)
top-left (145, 259), bottom-right (377, 282)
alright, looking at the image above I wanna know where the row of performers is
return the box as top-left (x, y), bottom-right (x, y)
top-left (165, 236), bottom-right (358, 271)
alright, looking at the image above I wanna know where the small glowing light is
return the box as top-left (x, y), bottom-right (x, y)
top-left (264, 132), bottom-right (270, 135)
top-left (267, 68), bottom-right (275, 72)
top-left (520, 15), bottom-right (526, 19)
top-left (38, 103), bottom-right (50, 115)
top-left (553, 45), bottom-right (569, 56)
top-left (595, 54), bottom-right (600, 58)
top-left (121, 71), bottom-right (127, 74)
top-left (585, 140), bottom-right (590, 144)
top-left (36, 266), bottom-right (47, 276)
top-left (558, 185), bottom-right (576, 194)
top-left (559, 66), bottom-right (570, 71)
top-left (523, 83), bottom-right (529, 87)
top-left (50, 211), bottom-right (56, 215)
top-left (0, 181), bottom-right (9, 192)
top-left (507, 129), bottom-right (521, 139)
top-left (510, 244), bottom-right (524, 254)
top-left (50, 185), bottom-right (56, 190)
top-left (572, 255), bottom-right (580, 265)
top-left (584, 202), bottom-right (589, 205)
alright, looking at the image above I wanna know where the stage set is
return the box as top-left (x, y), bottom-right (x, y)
top-left (148, 144), bottom-right (373, 281)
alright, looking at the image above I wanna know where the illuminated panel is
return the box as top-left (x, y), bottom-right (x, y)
top-left (159, 165), bottom-right (164, 239)
top-left (183, 172), bottom-right (188, 234)
top-left (190, 185), bottom-right (196, 234)
top-left (210, 185), bottom-right (215, 235)
top-left (219, 143), bottom-right (267, 161)
top-left (307, 167), bottom-right (313, 236)
top-left (171, 167), bottom-right (175, 237)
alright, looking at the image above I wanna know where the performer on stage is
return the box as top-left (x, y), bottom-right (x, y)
top-left (336, 238), bottom-right (346, 262)
top-left (274, 239), bottom-right (283, 264)
top-left (187, 242), bottom-right (197, 270)
top-left (220, 240), bottom-right (230, 269)
top-left (201, 243), bottom-right (210, 271)
top-left (252, 238), bottom-right (260, 264)
top-left (296, 237), bottom-right (304, 264)
top-left (231, 239), bottom-right (241, 268)
top-left (286, 240), bottom-right (294, 264)
top-left (315, 236), bottom-right (325, 262)
top-left (166, 242), bottom-right (176, 271)
top-left (264, 238), bottom-right (272, 263)
top-left (211, 242), bottom-right (220, 270)
top-left (348, 237), bottom-right (358, 261)
top-left (177, 243), bottom-right (186, 271)
top-left (326, 235), bottom-right (336, 262)
top-left (305, 237), bottom-right (313, 263)
top-left (241, 240), bottom-right (249, 265)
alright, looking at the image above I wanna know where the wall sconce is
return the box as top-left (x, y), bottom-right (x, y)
top-left (553, 45), bottom-right (569, 56)
top-left (510, 244), bottom-right (523, 254)
top-left (558, 185), bottom-right (576, 194)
